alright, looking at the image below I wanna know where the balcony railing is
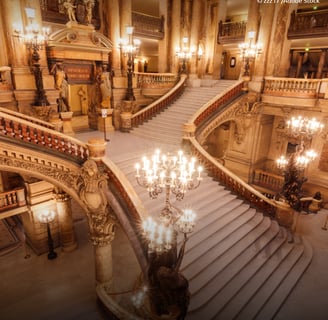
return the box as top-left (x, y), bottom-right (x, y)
top-left (0, 188), bottom-right (25, 212)
top-left (136, 72), bottom-right (179, 89)
top-left (288, 9), bottom-right (328, 39)
top-left (132, 11), bottom-right (164, 40)
top-left (251, 169), bottom-right (284, 195)
top-left (217, 20), bottom-right (246, 44)
top-left (263, 77), bottom-right (321, 98)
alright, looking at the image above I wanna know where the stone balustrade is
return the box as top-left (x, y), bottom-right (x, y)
top-left (0, 111), bottom-right (88, 162)
top-left (0, 188), bottom-right (25, 212)
top-left (263, 77), bottom-right (322, 98)
top-left (131, 74), bottom-right (187, 127)
top-left (136, 72), bottom-right (179, 89)
top-left (251, 169), bottom-right (284, 194)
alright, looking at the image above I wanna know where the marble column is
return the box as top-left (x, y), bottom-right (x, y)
top-left (55, 192), bottom-right (78, 252)
top-left (94, 238), bottom-right (114, 285)
top-left (316, 49), bottom-right (327, 79)
top-left (250, 3), bottom-right (275, 92)
top-left (158, 1), bottom-right (169, 73)
top-left (170, 0), bottom-right (181, 73)
top-left (105, 0), bottom-right (121, 76)
top-left (189, 0), bottom-right (203, 78)
top-left (210, 1), bottom-right (226, 79)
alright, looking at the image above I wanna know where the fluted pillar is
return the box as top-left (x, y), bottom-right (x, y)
top-left (55, 192), bottom-right (77, 252)
top-left (170, 0), bottom-right (181, 73)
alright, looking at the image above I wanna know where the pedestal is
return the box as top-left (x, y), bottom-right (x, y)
top-left (97, 109), bottom-right (114, 132)
top-left (120, 112), bottom-right (132, 132)
top-left (60, 111), bottom-right (75, 136)
top-left (87, 138), bottom-right (107, 160)
top-left (274, 200), bottom-right (295, 228)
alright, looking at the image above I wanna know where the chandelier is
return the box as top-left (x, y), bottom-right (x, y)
top-left (135, 149), bottom-right (202, 253)
top-left (286, 116), bottom-right (324, 140)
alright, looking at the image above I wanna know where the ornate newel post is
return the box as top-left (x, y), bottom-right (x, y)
top-left (54, 191), bottom-right (78, 252)
top-left (77, 138), bottom-right (115, 286)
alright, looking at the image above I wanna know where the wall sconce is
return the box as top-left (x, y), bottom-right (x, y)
top-left (176, 37), bottom-right (196, 73)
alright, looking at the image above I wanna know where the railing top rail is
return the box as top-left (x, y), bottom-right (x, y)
top-left (190, 136), bottom-right (277, 208)
top-left (131, 74), bottom-right (187, 120)
top-left (264, 76), bottom-right (322, 82)
top-left (134, 72), bottom-right (176, 77)
top-left (187, 79), bottom-right (244, 125)
top-left (0, 106), bottom-right (56, 129)
top-left (0, 111), bottom-right (87, 148)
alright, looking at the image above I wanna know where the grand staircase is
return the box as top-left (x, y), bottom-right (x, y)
top-left (112, 80), bottom-right (313, 320)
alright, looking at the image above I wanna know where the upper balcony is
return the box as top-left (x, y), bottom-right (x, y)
top-left (288, 8), bottom-right (328, 39)
top-left (217, 20), bottom-right (246, 44)
top-left (132, 11), bottom-right (164, 40)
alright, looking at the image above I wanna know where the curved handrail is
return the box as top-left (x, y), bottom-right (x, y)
top-left (188, 80), bottom-right (244, 127)
top-left (131, 74), bottom-right (187, 127)
top-left (0, 111), bottom-right (88, 162)
top-left (187, 137), bottom-right (277, 217)
top-left (0, 106), bottom-right (56, 130)
top-left (182, 80), bottom-right (277, 216)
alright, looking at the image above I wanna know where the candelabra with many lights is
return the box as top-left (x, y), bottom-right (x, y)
top-left (276, 116), bottom-right (324, 211)
top-left (134, 149), bottom-right (202, 318)
top-left (14, 7), bottom-right (50, 106)
top-left (176, 37), bottom-right (202, 74)
top-left (239, 31), bottom-right (262, 78)
top-left (135, 149), bottom-right (202, 253)
top-left (119, 26), bottom-right (141, 101)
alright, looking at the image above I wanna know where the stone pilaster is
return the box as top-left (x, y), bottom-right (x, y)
top-left (55, 192), bottom-right (77, 252)
top-left (170, 0), bottom-right (182, 73)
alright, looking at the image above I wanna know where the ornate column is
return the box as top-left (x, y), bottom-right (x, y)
top-left (170, 0), bottom-right (181, 73)
top-left (77, 139), bottom-right (115, 285)
top-left (55, 191), bottom-right (77, 252)
top-left (316, 49), bottom-right (327, 79)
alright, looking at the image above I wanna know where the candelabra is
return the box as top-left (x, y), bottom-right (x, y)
top-left (119, 26), bottom-right (141, 101)
top-left (14, 7), bottom-right (50, 106)
top-left (135, 149), bottom-right (202, 253)
top-left (238, 31), bottom-right (262, 78)
top-left (37, 210), bottom-right (57, 260)
top-left (176, 37), bottom-right (202, 74)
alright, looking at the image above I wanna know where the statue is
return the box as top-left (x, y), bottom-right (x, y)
top-left (84, 0), bottom-right (95, 24)
top-left (78, 86), bottom-right (88, 114)
top-left (100, 73), bottom-right (111, 108)
top-left (64, 0), bottom-right (77, 22)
